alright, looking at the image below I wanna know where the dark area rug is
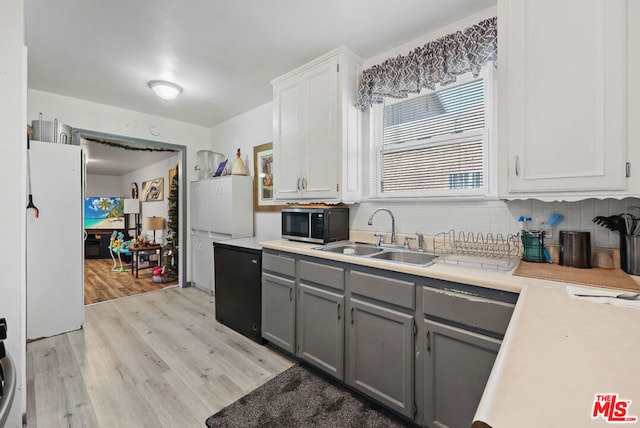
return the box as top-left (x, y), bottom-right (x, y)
top-left (205, 364), bottom-right (415, 427)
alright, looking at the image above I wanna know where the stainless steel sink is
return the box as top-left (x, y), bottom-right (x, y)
top-left (314, 243), bottom-right (383, 256)
top-left (369, 250), bottom-right (437, 266)
top-left (314, 242), bottom-right (436, 266)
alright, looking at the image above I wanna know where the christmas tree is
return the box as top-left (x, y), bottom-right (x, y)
top-left (162, 169), bottom-right (179, 282)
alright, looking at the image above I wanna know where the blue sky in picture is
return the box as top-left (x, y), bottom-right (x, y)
top-left (84, 197), bottom-right (125, 229)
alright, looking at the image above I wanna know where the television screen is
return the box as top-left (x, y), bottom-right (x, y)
top-left (84, 197), bottom-right (126, 230)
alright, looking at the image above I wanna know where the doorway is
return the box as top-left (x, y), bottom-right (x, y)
top-left (73, 129), bottom-right (187, 305)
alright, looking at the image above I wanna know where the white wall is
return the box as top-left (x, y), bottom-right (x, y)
top-left (0, 0), bottom-right (26, 425)
top-left (363, 7), bottom-right (497, 69)
top-left (27, 89), bottom-right (210, 185)
top-left (121, 154), bottom-right (181, 245)
top-left (86, 174), bottom-right (123, 197)
top-left (209, 102), bottom-right (281, 241)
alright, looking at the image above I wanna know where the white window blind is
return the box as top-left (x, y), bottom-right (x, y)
top-left (382, 140), bottom-right (483, 192)
top-left (383, 79), bottom-right (484, 144)
top-left (371, 74), bottom-right (490, 198)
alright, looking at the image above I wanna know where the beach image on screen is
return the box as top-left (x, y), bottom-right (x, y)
top-left (84, 197), bottom-right (126, 230)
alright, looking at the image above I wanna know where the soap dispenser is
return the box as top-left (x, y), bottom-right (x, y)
top-left (231, 148), bottom-right (247, 175)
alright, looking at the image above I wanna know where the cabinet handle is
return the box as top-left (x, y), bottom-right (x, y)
top-left (350, 307), bottom-right (354, 325)
top-left (251, 259), bottom-right (257, 264)
top-left (302, 177), bottom-right (306, 190)
top-left (289, 288), bottom-right (293, 302)
top-left (515, 155), bottom-right (520, 177)
top-left (297, 178), bottom-right (301, 191)
top-left (426, 330), bottom-right (431, 352)
top-left (337, 302), bottom-right (341, 320)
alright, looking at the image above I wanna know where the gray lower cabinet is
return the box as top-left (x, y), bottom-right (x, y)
top-left (347, 270), bottom-right (416, 419)
top-left (297, 284), bottom-right (344, 378)
top-left (297, 259), bottom-right (345, 379)
top-left (260, 250), bottom-right (517, 427)
top-left (420, 285), bottom-right (516, 428)
top-left (423, 320), bottom-right (501, 428)
top-left (261, 252), bottom-right (296, 353)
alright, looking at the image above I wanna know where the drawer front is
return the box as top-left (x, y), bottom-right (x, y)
top-left (422, 287), bottom-right (514, 336)
top-left (299, 260), bottom-right (344, 291)
top-left (350, 271), bottom-right (415, 310)
top-left (262, 253), bottom-right (296, 277)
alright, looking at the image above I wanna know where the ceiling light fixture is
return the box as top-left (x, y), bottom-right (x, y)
top-left (148, 80), bottom-right (183, 101)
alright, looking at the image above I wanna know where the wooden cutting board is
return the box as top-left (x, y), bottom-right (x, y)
top-left (513, 261), bottom-right (640, 292)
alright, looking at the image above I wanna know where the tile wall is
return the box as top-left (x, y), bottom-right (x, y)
top-left (350, 198), bottom-right (640, 249)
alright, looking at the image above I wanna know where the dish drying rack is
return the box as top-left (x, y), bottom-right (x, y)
top-left (432, 229), bottom-right (521, 270)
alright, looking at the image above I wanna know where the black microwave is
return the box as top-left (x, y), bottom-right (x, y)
top-left (281, 207), bottom-right (349, 244)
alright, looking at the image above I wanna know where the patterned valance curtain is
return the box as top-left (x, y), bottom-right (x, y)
top-left (355, 17), bottom-right (497, 111)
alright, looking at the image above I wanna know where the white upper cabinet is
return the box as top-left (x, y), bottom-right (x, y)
top-left (272, 46), bottom-right (363, 203)
top-left (498, 0), bottom-right (635, 200)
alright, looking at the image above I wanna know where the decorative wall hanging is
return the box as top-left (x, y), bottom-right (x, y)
top-left (130, 182), bottom-right (139, 199)
top-left (85, 137), bottom-right (175, 153)
top-left (253, 142), bottom-right (285, 212)
top-left (141, 178), bottom-right (164, 202)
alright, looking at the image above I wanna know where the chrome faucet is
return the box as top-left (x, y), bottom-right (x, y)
top-left (416, 232), bottom-right (424, 252)
top-left (368, 208), bottom-right (397, 246)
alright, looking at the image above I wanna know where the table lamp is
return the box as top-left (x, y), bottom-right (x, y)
top-left (123, 198), bottom-right (140, 238)
top-left (143, 216), bottom-right (164, 245)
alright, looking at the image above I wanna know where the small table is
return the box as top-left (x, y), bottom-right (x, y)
top-left (129, 245), bottom-right (162, 278)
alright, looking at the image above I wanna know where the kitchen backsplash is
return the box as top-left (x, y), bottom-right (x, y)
top-left (349, 198), bottom-right (640, 249)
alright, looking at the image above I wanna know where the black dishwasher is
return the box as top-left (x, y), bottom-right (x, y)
top-left (213, 242), bottom-right (263, 343)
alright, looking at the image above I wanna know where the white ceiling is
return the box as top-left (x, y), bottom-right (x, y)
top-left (25, 0), bottom-right (495, 174)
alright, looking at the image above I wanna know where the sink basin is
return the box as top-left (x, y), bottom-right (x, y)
top-left (315, 243), bottom-right (383, 256)
top-left (314, 243), bottom-right (437, 267)
top-left (369, 250), bottom-right (437, 266)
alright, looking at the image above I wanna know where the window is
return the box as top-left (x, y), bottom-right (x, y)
top-left (370, 69), bottom-right (493, 198)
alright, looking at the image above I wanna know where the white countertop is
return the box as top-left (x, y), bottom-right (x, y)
top-left (260, 239), bottom-right (640, 428)
top-left (212, 236), bottom-right (263, 251)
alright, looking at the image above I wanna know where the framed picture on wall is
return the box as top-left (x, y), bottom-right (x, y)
top-left (141, 177), bottom-right (164, 202)
top-left (253, 142), bottom-right (285, 212)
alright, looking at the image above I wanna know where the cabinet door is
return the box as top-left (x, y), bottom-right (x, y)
top-left (273, 77), bottom-right (303, 199)
top-left (297, 283), bottom-right (344, 379)
top-left (347, 298), bottom-right (414, 418)
top-left (209, 177), bottom-right (233, 234)
top-left (189, 181), bottom-right (209, 232)
top-left (261, 272), bottom-right (296, 353)
top-left (423, 319), bottom-right (501, 428)
top-left (191, 235), bottom-right (212, 293)
top-left (501, 0), bottom-right (627, 194)
top-left (302, 57), bottom-right (339, 199)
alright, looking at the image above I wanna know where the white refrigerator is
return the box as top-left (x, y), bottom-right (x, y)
top-left (190, 176), bottom-right (253, 295)
top-left (26, 140), bottom-right (83, 340)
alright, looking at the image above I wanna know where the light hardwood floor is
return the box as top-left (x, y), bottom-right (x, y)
top-left (84, 258), bottom-right (178, 305)
top-left (27, 287), bottom-right (295, 428)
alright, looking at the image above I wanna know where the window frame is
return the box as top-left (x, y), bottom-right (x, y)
top-left (367, 66), bottom-right (496, 201)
